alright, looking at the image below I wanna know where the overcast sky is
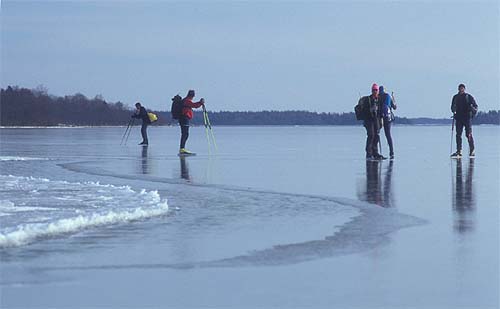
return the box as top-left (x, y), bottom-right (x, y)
top-left (1, 0), bottom-right (499, 117)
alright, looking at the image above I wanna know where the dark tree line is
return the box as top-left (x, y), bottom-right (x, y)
top-left (1, 86), bottom-right (498, 126)
top-left (0, 86), bottom-right (144, 126)
top-left (472, 110), bottom-right (500, 124)
top-left (190, 110), bottom-right (414, 125)
top-left (406, 110), bottom-right (500, 125)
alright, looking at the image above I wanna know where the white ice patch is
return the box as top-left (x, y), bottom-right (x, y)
top-left (0, 156), bottom-right (49, 161)
top-left (0, 200), bottom-right (57, 214)
top-left (0, 203), bottom-right (168, 247)
top-left (0, 175), bottom-right (169, 247)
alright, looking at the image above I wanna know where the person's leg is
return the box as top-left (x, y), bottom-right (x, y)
top-left (179, 117), bottom-right (190, 149)
top-left (372, 120), bottom-right (381, 156)
top-left (464, 120), bottom-right (474, 154)
top-left (141, 123), bottom-right (148, 144)
top-left (364, 121), bottom-right (374, 157)
top-left (455, 120), bottom-right (464, 153)
top-left (180, 126), bottom-right (189, 149)
top-left (384, 120), bottom-right (394, 156)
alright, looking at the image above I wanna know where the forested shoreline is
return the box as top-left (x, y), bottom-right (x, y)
top-left (1, 86), bottom-right (499, 126)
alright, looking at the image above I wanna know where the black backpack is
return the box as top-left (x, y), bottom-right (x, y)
top-left (466, 94), bottom-right (478, 118)
top-left (171, 95), bottom-right (184, 120)
top-left (355, 97), bottom-right (367, 121)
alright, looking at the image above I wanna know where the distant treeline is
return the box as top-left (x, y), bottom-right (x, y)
top-left (1, 86), bottom-right (499, 126)
top-left (1, 86), bottom-right (162, 126)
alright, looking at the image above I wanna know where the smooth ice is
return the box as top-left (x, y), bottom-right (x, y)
top-left (0, 125), bottom-right (499, 308)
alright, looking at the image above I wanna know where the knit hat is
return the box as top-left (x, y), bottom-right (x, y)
top-left (379, 86), bottom-right (385, 93)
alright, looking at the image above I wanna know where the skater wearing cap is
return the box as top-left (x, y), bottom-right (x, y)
top-left (358, 84), bottom-right (386, 160)
top-left (178, 90), bottom-right (204, 155)
top-left (131, 102), bottom-right (151, 145)
top-left (451, 84), bottom-right (478, 158)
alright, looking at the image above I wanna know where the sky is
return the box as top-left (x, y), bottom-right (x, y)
top-left (1, 0), bottom-right (499, 118)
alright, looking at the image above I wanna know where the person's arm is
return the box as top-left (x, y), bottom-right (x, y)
top-left (378, 98), bottom-right (384, 118)
top-left (184, 99), bottom-right (204, 109)
top-left (390, 92), bottom-right (397, 110)
top-left (388, 95), bottom-right (396, 110)
top-left (469, 95), bottom-right (478, 109)
top-left (468, 94), bottom-right (478, 117)
top-left (451, 95), bottom-right (457, 114)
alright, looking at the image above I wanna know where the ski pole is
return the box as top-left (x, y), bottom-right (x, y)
top-left (378, 118), bottom-right (383, 157)
top-left (450, 115), bottom-right (455, 155)
top-left (120, 121), bottom-right (129, 145)
top-left (120, 119), bottom-right (133, 145)
top-left (206, 113), bottom-right (217, 150)
top-left (207, 113), bottom-right (218, 151)
top-left (124, 118), bottom-right (135, 145)
top-left (202, 106), bottom-right (212, 154)
top-left (203, 105), bottom-right (218, 151)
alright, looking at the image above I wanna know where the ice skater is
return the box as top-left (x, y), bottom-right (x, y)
top-left (357, 83), bottom-right (386, 160)
top-left (178, 90), bottom-right (204, 156)
top-left (378, 86), bottom-right (397, 159)
top-left (131, 102), bottom-right (151, 145)
top-left (450, 84), bottom-right (478, 158)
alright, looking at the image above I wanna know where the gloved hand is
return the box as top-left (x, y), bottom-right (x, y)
top-left (200, 98), bottom-right (205, 105)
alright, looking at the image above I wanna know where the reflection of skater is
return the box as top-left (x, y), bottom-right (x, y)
top-left (383, 160), bottom-right (394, 207)
top-left (357, 160), bottom-right (394, 208)
top-left (141, 145), bottom-right (149, 174)
top-left (365, 160), bottom-right (382, 205)
top-left (179, 156), bottom-right (191, 181)
top-left (452, 159), bottom-right (475, 233)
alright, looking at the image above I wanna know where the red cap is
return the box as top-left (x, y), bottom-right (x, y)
top-left (371, 83), bottom-right (379, 90)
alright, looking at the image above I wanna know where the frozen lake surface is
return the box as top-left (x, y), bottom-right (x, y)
top-left (1, 125), bottom-right (499, 308)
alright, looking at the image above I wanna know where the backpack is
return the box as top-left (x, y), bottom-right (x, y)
top-left (466, 94), bottom-right (478, 118)
top-left (171, 95), bottom-right (184, 120)
top-left (148, 112), bottom-right (158, 123)
top-left (355, 97), bottom-right (368, 121)
top-left (383, 93), bottom-right (396, 122)
top-left (387, 108), bottom-right (395, 122)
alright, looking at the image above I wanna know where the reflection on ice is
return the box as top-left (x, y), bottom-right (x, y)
top-left (140, 146), bottom-right (149, 175)
top-left (179, 156), bottom-right (191, 182)
top-left (452, 158), bottom-right (476, 233)
top-left (357, 160), bottom-right (394, 208)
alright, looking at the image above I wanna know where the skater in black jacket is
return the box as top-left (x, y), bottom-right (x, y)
top-left (451, 84), bottom-right (478, 158)
top-left (132, 102), bottom-right (151, 145)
